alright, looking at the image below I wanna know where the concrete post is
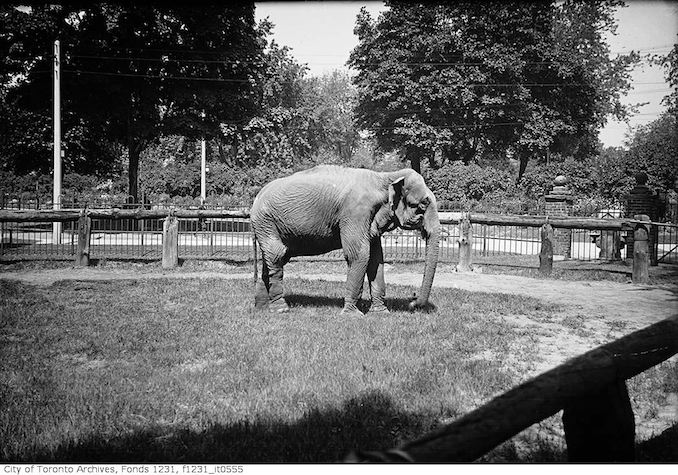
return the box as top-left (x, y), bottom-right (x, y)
top-left (632, 215), bottom-right (651, 284)
top-left (626, 172), bottom-right (659, 265)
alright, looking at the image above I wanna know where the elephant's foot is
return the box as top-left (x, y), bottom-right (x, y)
top-left (269, 298), bottom-right (290, 314)
top-left (341, 302), bottom-right (364, 316)
top-left (367, 303), bottom-right (390, 314)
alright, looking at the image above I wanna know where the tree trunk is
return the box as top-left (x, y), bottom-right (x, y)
top-left (407, 147), bottom-right (422, 174)
top-left (128, 140), bottom-right (141, 204)
top-left (518, 154), bottom-right (529, 182)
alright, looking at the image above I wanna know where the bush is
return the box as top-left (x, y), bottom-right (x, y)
top-left (423, 162), bottom-right (515, 204)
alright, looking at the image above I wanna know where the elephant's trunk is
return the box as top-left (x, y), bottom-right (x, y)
top-left (410, 204), bottom-right (440, 310)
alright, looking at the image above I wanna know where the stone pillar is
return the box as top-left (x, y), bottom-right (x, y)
top-left (544, 175), bottom-right (574, 259)
top-left (626, 173), bottom-right (659, 265)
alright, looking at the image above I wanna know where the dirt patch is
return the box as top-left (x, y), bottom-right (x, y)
top-left (1, 264), bottom-right (675, 329)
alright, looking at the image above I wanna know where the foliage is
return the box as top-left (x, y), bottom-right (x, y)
top-left (624, 113), bottom-right (678, 193)
top-left (1, 3), bottom-right (668, 213)
top-left (0, 169), bottom-right (128, 206)
top-left (218, 43), bottom-right (360, 174)
top-left (0, 4), bottom-right (265, 201)
top-left (139, 135), bottom-right (201, 198)
top-left (519, 152), bottom-right (634, 206)
top-left (348, 1), bottom-right (638, 175)
top-left (300, 70), bottom-right (360, 162)
top-left (652, 43), bottom-right (678, 116)
top-left (422, 161), bottom-right (516, 207)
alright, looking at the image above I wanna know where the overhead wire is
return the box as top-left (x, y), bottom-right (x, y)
top-left (62, 68), bottom-right (251, 83)
top-left (60, 68), bottom-right (672, 91)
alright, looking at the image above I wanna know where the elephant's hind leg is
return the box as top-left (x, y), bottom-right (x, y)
top-left (267, 264), bottom-right (290, 313)
top-left (255, 260), bottom-right (271, 309)
top-left (258, 239), bottom-right (290, 313)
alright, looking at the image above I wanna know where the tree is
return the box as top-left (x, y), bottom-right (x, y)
top-left (217, 29), bottom-right (360, 174)
top-left (217, 27), bottom-right (309, 171)
top-left (625, 43), bottom-right (678, 194)
top-left (0, 6), bottom-right (120, 177)
top-left (653, 43), bottom-right (677, 116)
top-left (624, 113), bottom-right (677, 193)
top-left (348, 0), bottom-right (638, 176)
top-left (300, 70), bottom-right (359, 163)
top-left (0, 4), bottom-right (264, 202)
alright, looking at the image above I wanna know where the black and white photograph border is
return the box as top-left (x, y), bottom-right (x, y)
top-left (0, 0), bottom-right (676, 467)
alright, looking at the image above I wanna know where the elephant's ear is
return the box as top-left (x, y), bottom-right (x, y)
top-left (388, 176), bottom-right (405, 211)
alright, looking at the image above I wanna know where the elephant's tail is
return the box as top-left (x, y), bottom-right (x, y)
top-left (252, 231), bottom-right (259, 283)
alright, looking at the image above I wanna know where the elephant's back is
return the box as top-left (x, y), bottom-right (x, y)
top-left (251, 166), bottom-right (385, 227)
top-left (253, 166), bottom-right (373, 208)
top-left (250, 171), bottom-right (346, 242)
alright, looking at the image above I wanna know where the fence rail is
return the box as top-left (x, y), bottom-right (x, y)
top-left (1, 208), bottom-right (677, 266)
top-left (347, 314), bottom-right (678, 462)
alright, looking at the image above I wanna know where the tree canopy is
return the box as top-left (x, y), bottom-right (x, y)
top-left (348, 0), bottom-right (639, 175)
top-left (0, 4), bottom-right (265, 202)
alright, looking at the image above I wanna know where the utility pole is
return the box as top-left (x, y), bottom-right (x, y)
top-left (200, 110), bottom-right (207, 205)
top-left (53, 39), bottom-right (62, 244)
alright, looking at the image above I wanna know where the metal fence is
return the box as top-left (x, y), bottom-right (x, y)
top-left (2, 196), bottom-right (678, 264)
top-left (4, 211), bottom-right (676, 264)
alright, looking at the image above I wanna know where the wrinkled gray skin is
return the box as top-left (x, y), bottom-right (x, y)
top-left (250, 165), bottom-right (440, 315)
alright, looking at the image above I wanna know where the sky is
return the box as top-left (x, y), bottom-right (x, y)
top-left (254, 0), bottom-right (678, 149)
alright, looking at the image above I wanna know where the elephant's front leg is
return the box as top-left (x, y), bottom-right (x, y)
top-left (341, 239), bottom-right (370, 315)
top-left (366, 238), bottom-right (389, 313)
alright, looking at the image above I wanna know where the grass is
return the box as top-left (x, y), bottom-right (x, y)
top-left (1, 276), bottom-right (551, 462)
top-left (0, 268), bottom-right (676, 463)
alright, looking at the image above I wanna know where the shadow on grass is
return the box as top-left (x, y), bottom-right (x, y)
top-left (285, 294), bottom-right (437, 314)
top-left (637, 423), bottom-right (678, 462)
top-left (7, 390), bottom-right (675, 463)
top-left (17, 391), bottom-right (441, 464)
top-left (285, 293), bottom-right (345, 310)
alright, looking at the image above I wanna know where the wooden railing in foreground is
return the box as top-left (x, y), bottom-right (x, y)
top-left (0, 209), bottom-right (660, 280)
top-left (347, 314), bottom-right (678, 463)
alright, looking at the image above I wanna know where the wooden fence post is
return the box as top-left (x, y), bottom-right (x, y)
top-left (539, 222), bottom-right (554, 276)
top-left (74, 213), bottom-right (92, 267)
top-left (162, 215), bottom-right (179, 269)
top-left (632, 215), bottom-right (650, 284)
top-left (562, 379), bottom-right (635, 462)
top-left (456, 213), bottom-right (472, 272)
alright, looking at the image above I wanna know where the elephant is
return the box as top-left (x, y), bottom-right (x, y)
top-left (250, 165), bottom-right (440, 315)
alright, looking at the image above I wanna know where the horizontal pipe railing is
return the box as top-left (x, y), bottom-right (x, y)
top-left (2, 208), bottom-right (669, 230)
top-left (348, 314), bottom-right (678, 463)
top-left (0, 208), bottom-right (250, 222)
